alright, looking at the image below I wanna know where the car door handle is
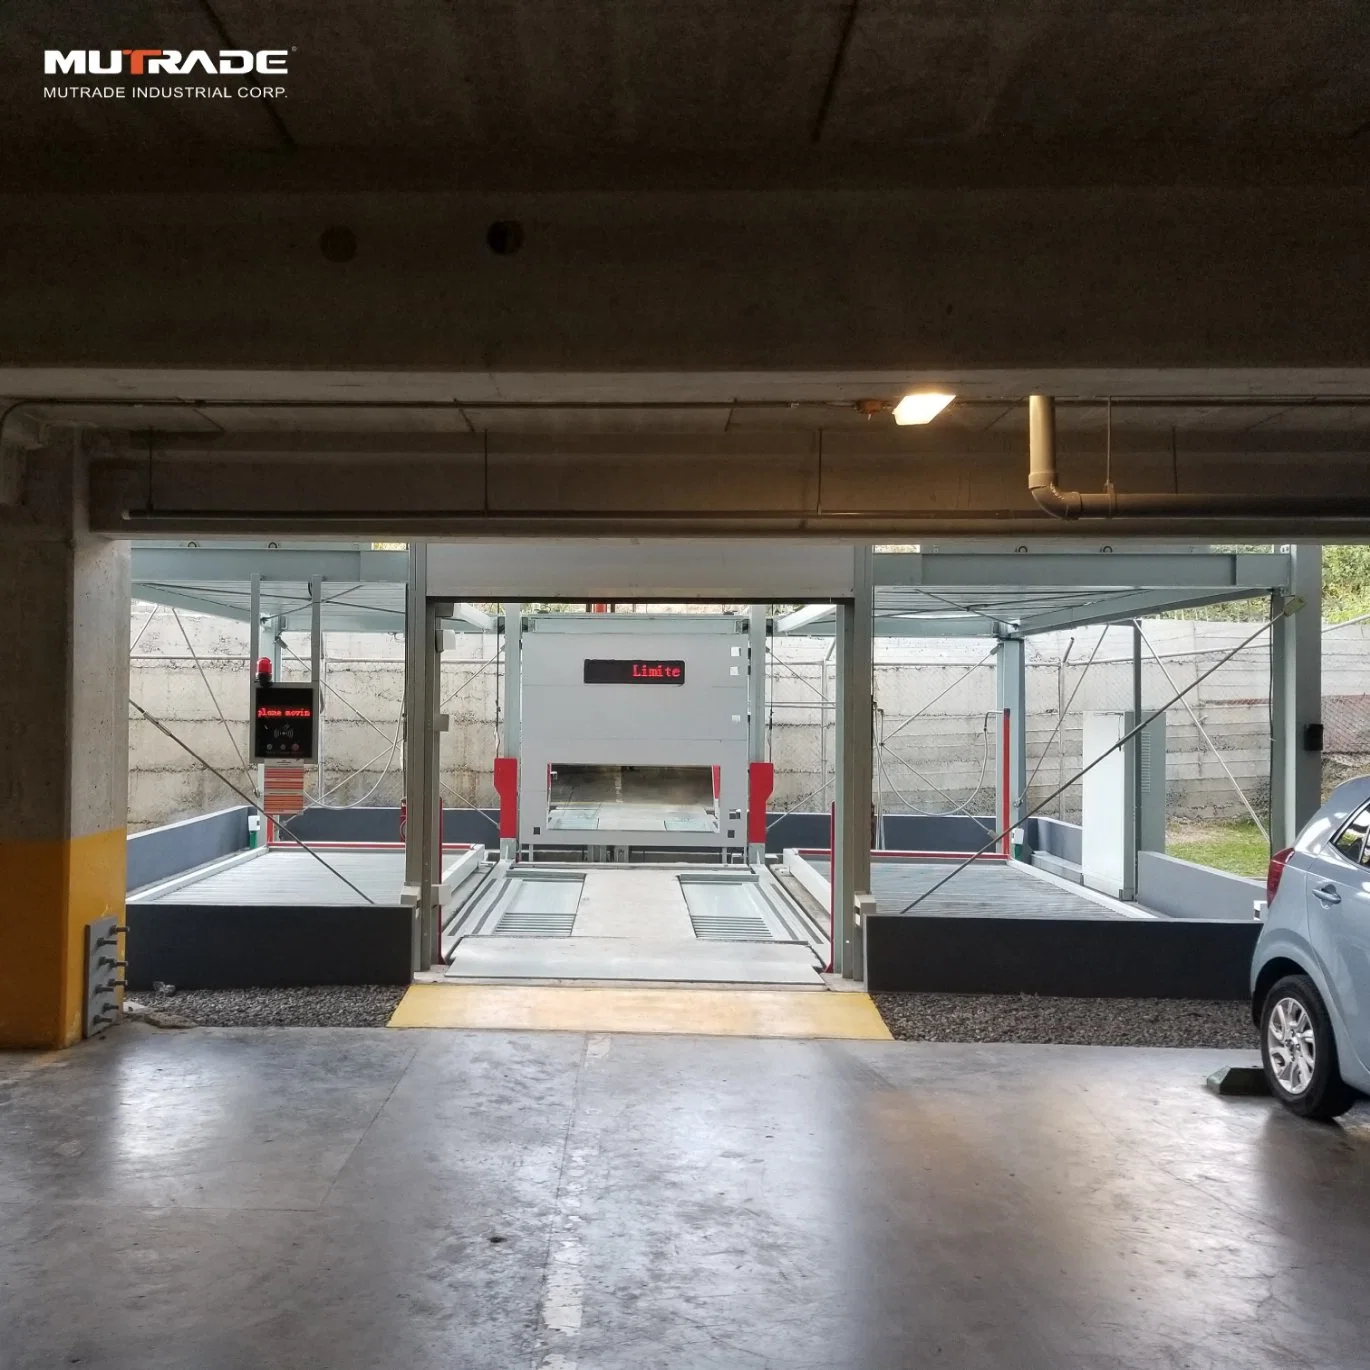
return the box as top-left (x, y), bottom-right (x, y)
top-left (1314, 882), bottom-right (1342, 905)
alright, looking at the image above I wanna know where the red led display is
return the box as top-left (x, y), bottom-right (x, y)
top-left (251, 683), bottom-right (318, 761)
top-left (583, 659), bottom-right (686, 685)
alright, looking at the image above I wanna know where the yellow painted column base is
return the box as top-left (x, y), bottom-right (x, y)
top-left (0, 829), bottom-right (126, 1049)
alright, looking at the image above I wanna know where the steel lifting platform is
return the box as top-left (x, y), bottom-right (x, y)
top-left (440, 862), bottom-right (831, 987)
top-left (792, 852), bottom-right (1156, 921)
top-left (130, 843), bottom-right (478, 909)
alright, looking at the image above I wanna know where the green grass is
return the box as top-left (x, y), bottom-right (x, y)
top-left (1167, 821), bottom-right (1270, 879)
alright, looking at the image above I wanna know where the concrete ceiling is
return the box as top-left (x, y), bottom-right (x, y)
top-left (8, 1), bottom-right (1370, 185)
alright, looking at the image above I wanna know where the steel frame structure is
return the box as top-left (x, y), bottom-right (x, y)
top-left (128, 538), bottom-right (1319, 981)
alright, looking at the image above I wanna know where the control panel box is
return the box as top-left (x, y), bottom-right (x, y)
top-left (251, 683), bottom-right (319, 762)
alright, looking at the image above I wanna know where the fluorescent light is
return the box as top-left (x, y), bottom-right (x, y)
top-left (892, 392), bottom-right (955, 425)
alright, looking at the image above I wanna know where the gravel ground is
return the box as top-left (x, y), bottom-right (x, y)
top-left (872, 992), bottom-right (1260, 1049)
top-left (128, 985), bottom-right (407, 1028)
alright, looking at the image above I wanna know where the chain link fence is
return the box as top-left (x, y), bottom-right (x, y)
top-left (1028, 622), bottom-right (1273, 840)
top-left (766, 637), bottom-right (836, 818)
top-left (437, 631), bottom-right (502, 813)
top-left (874, 640), bottom-right (999, 821)
top-left (1323, 620), bottom-right (1370, 797)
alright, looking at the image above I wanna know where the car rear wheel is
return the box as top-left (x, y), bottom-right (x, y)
top-left (1260, 974), bottom-right (1358, 1120)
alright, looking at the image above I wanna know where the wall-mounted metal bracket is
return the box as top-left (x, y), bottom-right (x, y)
top-left (84, 915), bottom-right (125, 1038)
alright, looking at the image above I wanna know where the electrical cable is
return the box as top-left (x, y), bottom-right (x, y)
top-left (877, 719), bottom-right (995, 821)
top-left (129, 603), bottom-right (162, 654)
top-left (1135, 620), bottom-right (1269, 842)
top-left (1020, 622), bottom-right (1111, 805)
top-left (169, 607), bottom-right (256, 792)
top-left (318, 719), bottom-right (405, 809)
top-left (312, 732), bottom-right (403, 803)
top-left (878, 645), bottom-right (999, 747)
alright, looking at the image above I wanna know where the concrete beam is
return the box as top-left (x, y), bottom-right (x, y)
top-left (5, 187), bottom-right (1370, 372)
top-left (85, 429), bottom-right (1370, 539)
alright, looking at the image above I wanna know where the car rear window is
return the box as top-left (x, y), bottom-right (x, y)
top-left (1333, 804), bottom-right (1370, 863)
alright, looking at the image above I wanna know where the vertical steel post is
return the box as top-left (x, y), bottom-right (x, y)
top-left (249, 574), bottom-right (263, 818)
top-left (1271, 544), bottom-right (1323, 851)
top-left (403, 543), bottom-right (438, 971)
top-left (995, 635), bottom-right (1028, 833)
top-left (1131, 619), bottom-right (1144, 893)
top-left (310, 577), bottom-right (324, 800)
top-left (833, 547), bottom-right (873, 980)
top-left (501, 602), bottom-right (523, 861)
top-left (249, 573), bottom-right (261, 675)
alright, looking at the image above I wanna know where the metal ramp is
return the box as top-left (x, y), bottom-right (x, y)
top-left (442, 864), bottom-right (828, 986)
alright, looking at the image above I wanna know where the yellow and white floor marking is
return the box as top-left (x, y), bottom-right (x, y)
top-left (388, 983), bottom-right (891, 1040)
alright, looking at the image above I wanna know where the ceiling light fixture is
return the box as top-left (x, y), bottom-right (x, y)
top-left (892, 392), bottom-right (955, 425)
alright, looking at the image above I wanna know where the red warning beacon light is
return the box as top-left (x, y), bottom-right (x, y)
top-left (256, 657), bottom-right (273, 688)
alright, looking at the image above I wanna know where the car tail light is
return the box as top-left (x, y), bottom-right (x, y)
top-left (1267, 846), bottom-right (1294, 904)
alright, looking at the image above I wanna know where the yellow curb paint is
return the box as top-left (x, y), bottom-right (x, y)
top-left (388, 983), bottom-right (892, 1040)
top-left (0, 829), bottom-right (126, 1049)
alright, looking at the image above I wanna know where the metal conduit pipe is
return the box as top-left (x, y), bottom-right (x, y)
top-left (1027, 393), bottom-right (1370, 520)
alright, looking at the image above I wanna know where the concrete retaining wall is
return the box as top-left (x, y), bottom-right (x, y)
top-left (866, 915), bottom-right (1262, 999)
top-left (126, 904), bottom-right (413, 989)
top-left (1137, 851), bottom-right (1265, 922)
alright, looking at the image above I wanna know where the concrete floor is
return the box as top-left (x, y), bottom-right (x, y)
top-left (4, 1029), bottom-right (1370, 1369)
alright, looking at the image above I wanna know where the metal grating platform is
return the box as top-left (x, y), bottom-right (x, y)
top-left (805, 857), bottom-right (1136, 920)
top-left (444, 936), bottom-right (822, 985)
top-left (495, 910), bottom-right (578, 937)
top-left (689, 914), bottom-right (773, 941)
top-left (131, 847), bottom-right (472, 907)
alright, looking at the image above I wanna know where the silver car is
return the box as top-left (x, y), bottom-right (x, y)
top-left (1252, 776), bottom-right (1370, 1119)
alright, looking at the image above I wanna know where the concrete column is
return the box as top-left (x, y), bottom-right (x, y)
top-left (833, 548), bottom-right (873, 980)
top-left (996, 635), bottom-right (1028, 830)
top-left (402, 543), bottom-right (440, 971)
top-left (500, 603), bottom-right (522, 860)
top-left (1271, 544), bottom-right (1323, 851)
top-left (0, 435), bottom-right (130, 1048)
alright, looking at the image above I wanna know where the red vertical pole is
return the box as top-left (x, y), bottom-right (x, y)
top-left (1001, 707), bottom-right (1012, 857)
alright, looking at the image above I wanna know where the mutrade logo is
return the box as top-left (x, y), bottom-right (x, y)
top-left (44, 49), bottom-right (288, 76)
top-left (43, 47), bottom-right (290, 101)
